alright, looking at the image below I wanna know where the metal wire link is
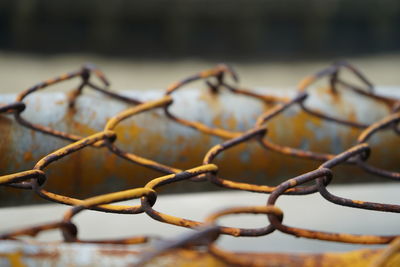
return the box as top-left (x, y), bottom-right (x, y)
top-left (0, 61), bottom-right (400, 266)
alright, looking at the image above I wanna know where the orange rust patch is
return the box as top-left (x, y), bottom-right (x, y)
top-left (5, 251), bottom-right (27, 267)
top-left (212, 116), bottom-right (222, 128)
top-left (0, 116), bottom-right (13, 173)
top-left (99, 249), bottom-right (140, 256)
top-left (23, 152), bottom-right (33, 162)
top-left (226, 115), bottom-right (237, 131)
top-left (298, 75), bottom-right (315, 91)
top-left (28, 250), bottom-right (59, 260)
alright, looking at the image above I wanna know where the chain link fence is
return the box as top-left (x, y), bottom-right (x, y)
top-left (0, 61), bottom-right (399, 266)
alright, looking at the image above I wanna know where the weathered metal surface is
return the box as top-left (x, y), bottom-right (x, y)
top-left (0, 86), bottom-right (398, 206)
top-left (0, 62), bottom-right (400, 266)
top-left (1, 240), bottom-right (400, 267)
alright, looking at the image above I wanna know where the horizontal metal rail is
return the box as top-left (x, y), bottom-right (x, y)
top-left (0, 86), bottom-right (398, 206)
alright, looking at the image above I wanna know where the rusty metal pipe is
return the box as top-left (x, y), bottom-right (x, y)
top-left (0, 87), bottom-right (399, 206)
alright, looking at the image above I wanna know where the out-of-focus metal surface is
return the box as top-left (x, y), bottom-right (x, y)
top-left (0, 87), bottom-right (399, 206)
top-left (2, 178), bottom-right (400, 266)
top-left (2, 240), bottom-right (400, 267)
top-left (2, 184), bottom-right (400, 266)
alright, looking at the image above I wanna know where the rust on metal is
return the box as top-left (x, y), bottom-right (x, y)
top-left (0, 61), bottom-right (400, 266)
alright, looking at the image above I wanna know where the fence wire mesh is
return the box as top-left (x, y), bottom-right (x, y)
top-left (0, 61), bottom-right (400, 266)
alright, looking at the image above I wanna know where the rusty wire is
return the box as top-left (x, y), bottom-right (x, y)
top-left (0, 61), bottom-right (400, 266)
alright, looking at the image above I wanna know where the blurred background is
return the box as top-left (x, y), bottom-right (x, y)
top-left (1, 0), bottom-right (400, 256)
top-left (0, 0), bottom-right (400, 91)
top-left (2, 0), bottom-right (400, 59)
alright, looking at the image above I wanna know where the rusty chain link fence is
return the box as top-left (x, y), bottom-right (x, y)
top-left (0, 61), bottom-right (400, 266)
